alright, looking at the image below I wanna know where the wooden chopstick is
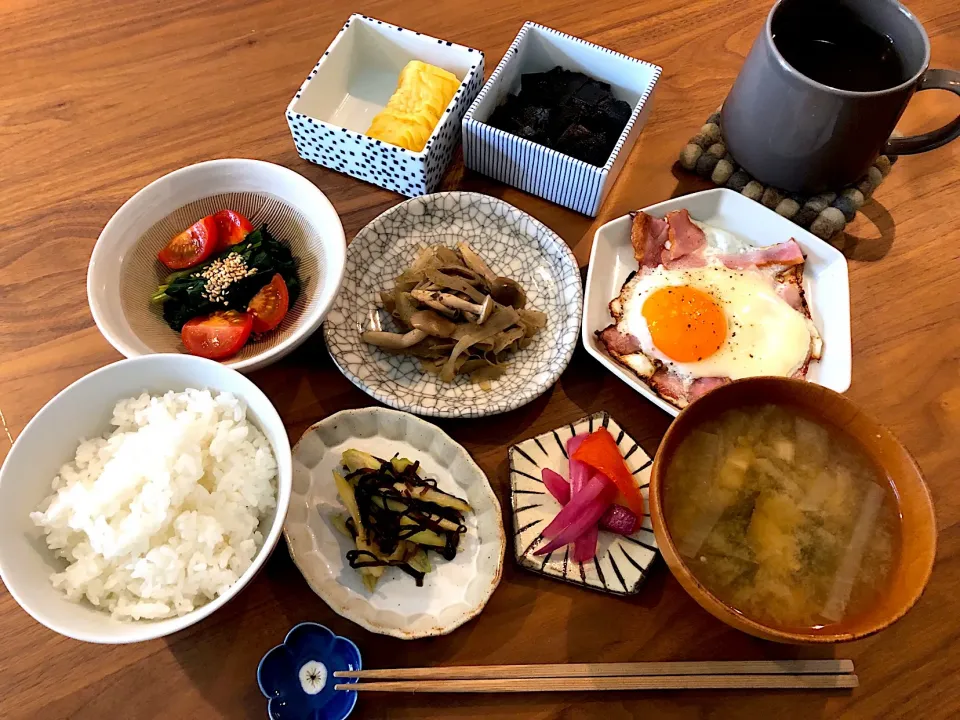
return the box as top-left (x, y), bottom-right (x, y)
top-left (335, 659), bottom-right (854, 680)
top-left (333, 673), bottom-right (858, 693)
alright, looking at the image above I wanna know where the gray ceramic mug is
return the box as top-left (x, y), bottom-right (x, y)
top-left (721, 0), bottom-right (960, 194)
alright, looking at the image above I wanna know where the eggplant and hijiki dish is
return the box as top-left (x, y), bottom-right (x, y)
top-left (150, 210), bottom-right (302, 360)
top-left (331, 449), bottom-right (472, 590)
top-left (362, 242), bottom-right (547, 386)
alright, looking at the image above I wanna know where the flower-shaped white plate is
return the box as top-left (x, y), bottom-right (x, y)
top-left (510, 411), bottom-right (659, 595)
top-left (323, 192), bottom-right (583, 417)
top-left (285, 407), bottom-right (505, 639)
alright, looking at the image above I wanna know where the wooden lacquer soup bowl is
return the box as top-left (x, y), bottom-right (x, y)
top-left (650, 377), bottom-right (936, 644)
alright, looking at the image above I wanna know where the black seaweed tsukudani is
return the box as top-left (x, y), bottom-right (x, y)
top-left (487, 67), bottom-right (632, 167)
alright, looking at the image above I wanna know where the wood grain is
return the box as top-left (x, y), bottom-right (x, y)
top-left (0, 0), bottom-right (958, 718)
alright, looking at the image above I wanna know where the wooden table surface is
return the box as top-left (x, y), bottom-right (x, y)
top-left (2, 0), bottom-right (958, 717)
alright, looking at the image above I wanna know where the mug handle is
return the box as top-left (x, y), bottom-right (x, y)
top-left (885, 69), bottom-right (960, 155)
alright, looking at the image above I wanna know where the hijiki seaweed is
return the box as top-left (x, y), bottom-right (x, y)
top-left (331, 450), bottom-right (471, 589)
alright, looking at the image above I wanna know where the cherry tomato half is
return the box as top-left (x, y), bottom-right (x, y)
top-left (212, 210), bottom-right (254, 251)
top-left (181, 310), bottom-right (253, 360)
top-left (158, 216), bottom-right (219, 270)
top-left (247, 274), bottom-right (290, 333)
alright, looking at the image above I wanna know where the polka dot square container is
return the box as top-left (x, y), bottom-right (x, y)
top-left (462, 22), bottom-right (661, 217)
top-left (285, 14), bottom-right (484, 197)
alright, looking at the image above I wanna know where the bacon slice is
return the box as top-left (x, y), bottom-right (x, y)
top-left (630, 212), bottom-right (670, 268)
top-left (663, 252), bottom-right (707, 270)
top-left (631, 209), bottom-right (710, 270)
top-left (662, 209), bottom-right (707, 264)
top-left (597, 326), bottom-right (641, 356)
top-left (647, 372), bottom-right (730, 408)
top-left (689, 376), bottom-right (731, 400)
top-left (648, 369), bottom-right (685, 405)
top-left (718, 239), bottom-right (805, 270)
top-left (777, 278), bottom-right (803, 311)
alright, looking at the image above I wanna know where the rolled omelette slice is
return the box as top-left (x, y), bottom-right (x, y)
top-left (367, 61), bottom-right (460, 152)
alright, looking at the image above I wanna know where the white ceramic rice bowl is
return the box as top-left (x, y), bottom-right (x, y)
top-left (0, 354), bottom-right (292, 644)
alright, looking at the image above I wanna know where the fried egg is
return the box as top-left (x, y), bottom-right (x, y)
top-left (612, 261), bottom-right (818, 383)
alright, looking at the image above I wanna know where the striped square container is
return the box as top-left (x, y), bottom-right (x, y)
top-left (286, 14), bottom-right (484, 197)
top-left (462, 22), bottom-right (661, 217)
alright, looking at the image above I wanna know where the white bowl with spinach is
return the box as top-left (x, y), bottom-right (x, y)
top-left (87, 158), bottom-right (345, 372)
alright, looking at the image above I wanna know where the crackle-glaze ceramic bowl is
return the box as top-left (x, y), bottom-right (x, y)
top-left (323, 191), bottom-right (583, 417)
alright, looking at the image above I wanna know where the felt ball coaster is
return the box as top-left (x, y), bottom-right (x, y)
top-left (678, 109), bottom-right (897, 239)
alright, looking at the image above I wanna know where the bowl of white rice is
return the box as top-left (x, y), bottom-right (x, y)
top-left (0, 354), bottom-right (291, 644)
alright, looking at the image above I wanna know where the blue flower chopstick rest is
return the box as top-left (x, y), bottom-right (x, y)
top-left (258, 623), bottom-right (361, 720)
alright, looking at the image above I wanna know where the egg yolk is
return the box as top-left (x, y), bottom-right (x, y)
top-left (641, 286), bottom-right (727, 362)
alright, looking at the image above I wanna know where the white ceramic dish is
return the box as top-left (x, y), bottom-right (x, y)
top-left (323, 191), bottom-right (583, 418)
top-left (583, 188), bottom-right (852, 416)
top-left (462, 22), bottom-right (661, 216)
top-left (510, 412), bottom-right (658, 595)
top-left (0, 354), bottom-right (292, 644)
top-left (285, 408), bottom-right (505, 639)
top-left (286, 14), bottom-right (484, 197)
top-left (87, 158), bottom-right (346, 373)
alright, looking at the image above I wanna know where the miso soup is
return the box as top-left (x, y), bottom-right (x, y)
top-left (664, 404), bottom-right (900, 630)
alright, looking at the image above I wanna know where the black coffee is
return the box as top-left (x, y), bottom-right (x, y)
top-left (772, 2), bottom-right (906, 92)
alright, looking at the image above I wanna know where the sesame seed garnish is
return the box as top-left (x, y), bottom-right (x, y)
top-left (200, 253), bottom-right (250, 303)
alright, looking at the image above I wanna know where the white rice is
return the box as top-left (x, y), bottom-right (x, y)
top-left (30, 389), bottom-right (277, 621)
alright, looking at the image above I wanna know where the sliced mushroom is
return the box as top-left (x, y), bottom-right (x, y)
top-left (405, 337), bottom-right (457, 358)
top-left (361, 329), bottom-right (428, 350)
top-left (425, 269), bottom-right (487, 303)
top-left (365, 243), bottom-right (545, 384)
top-left (490, 277), bottom-right (527, 309)
top-left (517, 308), bottom-right (547, 336)
top-left (410, 245), bottom-right (444, 272)
top-left (409, 310), bottom-right (458, 338)
top-left (436, 293), bottom-right (495, 324)
top-left (437, 264), bottom-right (485, 283)
top-left (410, 288), bottom-right (458, 317)
top-left (379, 290), bottom-right (397, 315)
top-left (457, 241), bottom-right (525, 308)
